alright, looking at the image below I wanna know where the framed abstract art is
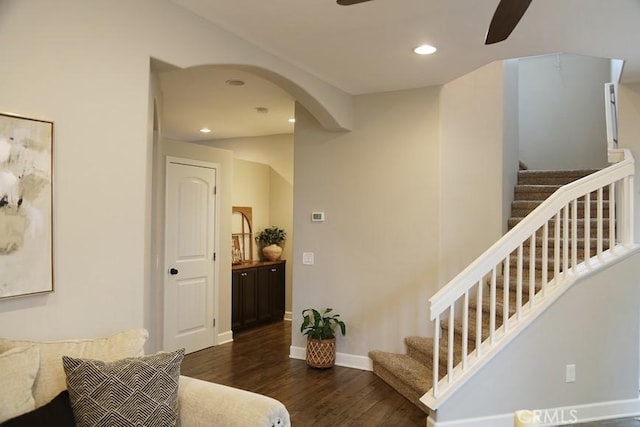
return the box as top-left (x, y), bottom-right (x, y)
top-left (0, 113), bottom-right (54, 299)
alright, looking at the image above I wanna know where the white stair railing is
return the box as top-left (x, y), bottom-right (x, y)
top-left (422, 149), bottom-right (635, 409)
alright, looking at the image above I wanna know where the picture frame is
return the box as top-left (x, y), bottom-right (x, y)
top-left (0, 112), bottom-right (54, 299)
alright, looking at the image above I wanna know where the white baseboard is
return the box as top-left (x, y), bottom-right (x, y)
top-left (289, 345), bottom-right (372, 371)
top-left (217, 330), bottom-right (233, 345)
top-left (427, 398), bottom-right (640, 427)
top-left (284, 311), bottom-right (293, 321)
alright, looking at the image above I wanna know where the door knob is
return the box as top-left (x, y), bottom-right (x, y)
top-left (169, 268), bottom-right (178, 275)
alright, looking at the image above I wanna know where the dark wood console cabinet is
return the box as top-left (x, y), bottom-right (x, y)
top-left (232, 260), bottom-right (285, 331)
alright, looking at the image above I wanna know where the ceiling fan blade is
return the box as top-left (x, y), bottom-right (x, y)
top-left (337, 0), bottom-right (374, 5)
top-left (485, 0), bottom-right (532, 45)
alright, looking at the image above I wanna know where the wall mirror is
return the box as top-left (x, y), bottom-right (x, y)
top-left (232, 206), bottom-right (253, 264)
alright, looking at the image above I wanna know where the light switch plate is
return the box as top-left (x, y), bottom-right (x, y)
top-left (566, 364), bottom-right (576, 383)
top-left (311, 212), bottom-right (325, 222)
top-left (302, 252), bottom-right (315, 265)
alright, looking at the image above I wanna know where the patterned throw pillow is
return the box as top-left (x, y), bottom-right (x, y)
top-left (62, 349), bottom-right (184, 427)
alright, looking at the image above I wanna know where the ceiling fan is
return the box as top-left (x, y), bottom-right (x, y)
top-left (485, 0), bottom-right (533, 44)
top-left (336, 0), bottom-right (533, 45)
top-left (336, 0), bottom-right (373, 5)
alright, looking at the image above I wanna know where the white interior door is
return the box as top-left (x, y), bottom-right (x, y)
top-left (164, 157), bottom-right (217, 353)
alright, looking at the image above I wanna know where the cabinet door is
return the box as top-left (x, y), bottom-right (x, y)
top-left (231, 270), bottom-right (242, 331)
top-left (257, 267), bottom-right (271, 322)
top-left (241, 268), bottom-right (258, 327)
top-left (267, 262), bottom-right (285, 320)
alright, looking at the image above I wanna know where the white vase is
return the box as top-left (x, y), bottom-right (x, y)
top-left (262, 244), bottom-right (283, 261)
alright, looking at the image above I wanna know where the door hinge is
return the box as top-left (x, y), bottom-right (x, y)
top-left (213, 186), bottom-right (217, 195)
top-left (212, 318), bottom-right (216, 327)
top-left (213, 252), bottom-right (216, 261)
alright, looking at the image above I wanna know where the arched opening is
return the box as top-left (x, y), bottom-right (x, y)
top-left (149, 60), bottom-right (341, 352)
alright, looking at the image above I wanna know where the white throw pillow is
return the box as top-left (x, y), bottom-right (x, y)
top-left (0, 329), bottom-right (148, 407)
top-left (0, 346), bottom-right (40, 423)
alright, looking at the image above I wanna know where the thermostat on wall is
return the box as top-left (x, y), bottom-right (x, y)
top-left (311, 212), bottom-right (325, 222)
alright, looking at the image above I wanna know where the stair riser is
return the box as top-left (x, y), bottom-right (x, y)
top-left (514, 187), bottom-right (609, 201)
top-left (511, 203), bottom-right (610, 218)
top-left (370, 363), bottom-right (431, 415)
top-left (514, 189), bottom-right (559, 201)
top-left (405, 337), bottom-right (465, 377)
top-left (509, 249), bottom-right (610, 271)
top-left (528, 237), bottom-right (612, 250)
top-left (508, 221), bottom-right (612, 239)
top-left (517, 170), bottom-right (600, 185)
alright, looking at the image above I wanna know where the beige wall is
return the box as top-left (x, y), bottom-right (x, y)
top-left (231, 159), bottom-right (271, 262)
top-left (438, 61), bottom-right (513, 286)
top-left (292, 87), bottom-right (441, 358)
top-left (204, 134), bottom-right (294, 315)
top-left (518, 53), bottom-right (610, 170)
top-left (202, 134), bottom-right (294, 184)
top-left (0, 0), bottom-right (347, 341)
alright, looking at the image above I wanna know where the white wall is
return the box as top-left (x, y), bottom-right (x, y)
top-left (617, 82), bottom-right (640, 243)
top-left (435, 252), bottom-right (640, 423)
top-left (438, 61), bottom-right (512, 286)
top-left (292, 87), bottom-right (441, 359)
top-left (518, 54), bottom-right (610, 170)
top-left (0, 0), bottom-right (349, 341)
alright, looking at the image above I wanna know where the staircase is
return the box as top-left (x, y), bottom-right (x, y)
top-left (368, 167), bottom-right (614, 415)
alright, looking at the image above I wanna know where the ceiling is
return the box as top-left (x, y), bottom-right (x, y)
top-left (159, 67), bottom-right (295, 142)
top-left (161, 0), bottom-right (640, 141)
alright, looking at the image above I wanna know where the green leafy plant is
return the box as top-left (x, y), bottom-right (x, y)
top-left (300, 308), bottom-right (346, 340)
top-left (255, 226), bottom-right (286, 245)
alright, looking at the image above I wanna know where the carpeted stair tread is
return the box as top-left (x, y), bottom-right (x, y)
top-left (517, 169), bottom-right (600, 185)
top-left (471, 287), bottom-right (522, 317)
top-left (514, 186), bottom-right (608, 202)
top-left (511, 200), bottom-right (610, 218)
top-left (405, 336), bottom-right (464, 377)
top-left (508, 219), bottom-right (611, 240)
top-left (514, 185), bottom-right (561, 200)
top-left (441, 308), bottom-right (500, 343)
top-left (527, 236), bottom-right (611, 249)
top-left (369, 351), bottom-right (433, 392)
top-left (405, 336), bottom-right (432, 363)
top-left (369, 351), bottom-right (432, 414)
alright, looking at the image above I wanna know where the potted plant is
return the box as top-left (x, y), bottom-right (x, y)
top-left (300, 308), bottom-right (346, 368)
top-left (255, 226), bottom-right (286, 261)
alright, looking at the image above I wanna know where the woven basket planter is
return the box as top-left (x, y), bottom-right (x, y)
top-left (305, 337), bottom-right (336, 368)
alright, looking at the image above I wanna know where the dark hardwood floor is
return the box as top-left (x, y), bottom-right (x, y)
top-left (181, 321), bottom-right (427, 426)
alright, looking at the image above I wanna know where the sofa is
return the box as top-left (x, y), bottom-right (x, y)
top-left (0, 329), bottom-right (290, 426)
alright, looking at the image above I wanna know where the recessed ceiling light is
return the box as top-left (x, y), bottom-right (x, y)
top-left (200, 128), bottom-right (212, 133)
top-left (288, 118), bottom-right (296, 123)
top-left (413, 44), bottom-right (437, 55)
top-left (225, 79), bottom-right (245, 86)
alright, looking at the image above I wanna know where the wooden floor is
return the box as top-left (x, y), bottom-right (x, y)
top-left (181, 321), bottom-right (427, 426)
